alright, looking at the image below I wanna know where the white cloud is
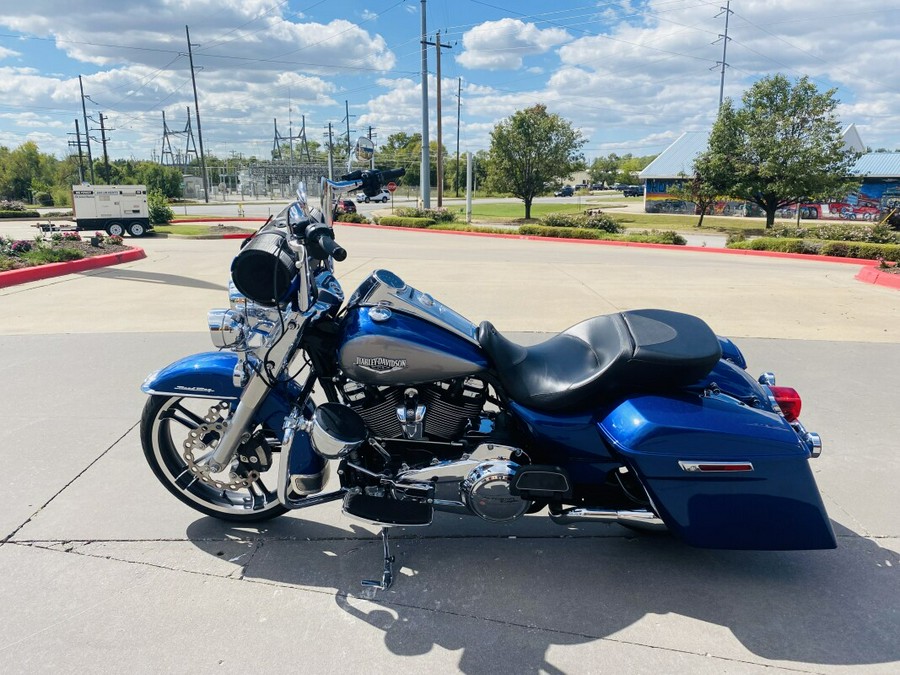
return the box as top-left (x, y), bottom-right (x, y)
top-left (457, 19), bottom-right (570, 70)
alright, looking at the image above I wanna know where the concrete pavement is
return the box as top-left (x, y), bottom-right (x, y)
top-left (0, 226), bottom-right (897, 673)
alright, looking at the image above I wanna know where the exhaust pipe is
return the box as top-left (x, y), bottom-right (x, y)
top-left (549, 507), bottom-right (667, 532)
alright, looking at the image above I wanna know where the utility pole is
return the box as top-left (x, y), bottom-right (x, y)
top-left (423, 31), bottom-right (452, 206)
top-left (78, 76), bottom-right (95, 183)
top-left (92, 112), bottom-right (112, 183)
top-left (185, 25), bottom-right (210, 203)
top-left (455, 77), bottom-right (462, 197)
top-left (325, 122), bottom-right (334, 180)
top-left (714, 0), bottom-right (733, 108)
top-left (67, 119), bottom-right (85, 183)
top-left (343, 100), bottom-right (356, 164)
top-left (368, 126), bottom-right (377, 170)
top-left (420, 0), bottom-right (430, 207)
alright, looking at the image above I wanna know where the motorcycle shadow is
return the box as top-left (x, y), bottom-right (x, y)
top-left (185, 515), bottom-right (899, 671)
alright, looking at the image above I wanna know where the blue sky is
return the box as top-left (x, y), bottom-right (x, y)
top-left (1, 1), bottom-right (899, 162)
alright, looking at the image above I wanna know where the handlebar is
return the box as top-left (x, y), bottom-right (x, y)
top-left (340, 167), bottom-right (406, 197)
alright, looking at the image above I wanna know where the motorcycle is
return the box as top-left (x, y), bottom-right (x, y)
top-left (140, 139), bottom-right (835, 591)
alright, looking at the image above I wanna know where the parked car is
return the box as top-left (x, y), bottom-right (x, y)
top-left (356, 190), bottom-right (391, 203)
top-left (335, 198), bottom-right (357, 214)
top-left (554, 186), bottom-right (575, 197)
top-left (622, 185), bottom-right (643, 197)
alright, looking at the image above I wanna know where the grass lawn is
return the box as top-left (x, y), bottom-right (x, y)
top-left (448, 201), bottom-right (605, 221)
top-left (154, 223), bottom-right (255, 236)
top-left (451, 200), bottom-right (800, 234)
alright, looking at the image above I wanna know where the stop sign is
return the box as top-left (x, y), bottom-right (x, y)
top-left (386, 182), bottom-right (397, 193)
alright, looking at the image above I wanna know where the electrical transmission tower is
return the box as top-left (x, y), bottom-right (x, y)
top-left (272, 115), bottom-right (311, 163)
top-left (160, 107), bottom-right (199, 171)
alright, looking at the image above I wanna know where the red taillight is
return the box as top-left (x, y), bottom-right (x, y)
top-left (770, 386), bottom-right (802, 422)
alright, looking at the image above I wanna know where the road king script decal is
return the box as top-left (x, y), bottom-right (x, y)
top-left (355, 356), bottom-right (408, 373)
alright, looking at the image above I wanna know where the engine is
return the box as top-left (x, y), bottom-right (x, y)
top-left (341, 376), bottom-right (486, 441)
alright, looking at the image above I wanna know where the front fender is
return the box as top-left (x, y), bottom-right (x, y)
top-left (141, 351), bottom-right (305, 435)
top-left (142, 351), bottom-right (244, 399)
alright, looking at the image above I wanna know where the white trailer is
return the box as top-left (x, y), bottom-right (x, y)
top-left (71, 185), bottom-right (152, 237)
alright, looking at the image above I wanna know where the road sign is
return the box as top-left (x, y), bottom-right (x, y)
top-left (386, 182), bottom-right (397, 193)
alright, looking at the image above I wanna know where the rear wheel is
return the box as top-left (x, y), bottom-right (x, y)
top-left (106, 222), bottom-right (125, 237)
top-left (127, 221), bottom-right (147, 237)
top-left (140, 395), bottom-right (287, 522)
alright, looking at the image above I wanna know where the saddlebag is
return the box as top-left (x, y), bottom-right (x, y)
top-left (598, 392), bottom-right (836, 550)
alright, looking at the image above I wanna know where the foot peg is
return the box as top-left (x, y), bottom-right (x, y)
top-left (361, 529), bottom-right (395, 597)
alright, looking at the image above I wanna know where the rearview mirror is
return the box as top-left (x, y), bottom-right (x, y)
top-left (354, 137), bottom-right (375, 162)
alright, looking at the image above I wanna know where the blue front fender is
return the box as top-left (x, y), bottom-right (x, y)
top-left (142, 351), bottom-right (245, 399)
top-left (141, 351), bottom-right (321, 476)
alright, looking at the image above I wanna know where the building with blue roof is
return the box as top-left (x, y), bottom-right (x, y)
top-left (636, 125), bottom-right (900, 221)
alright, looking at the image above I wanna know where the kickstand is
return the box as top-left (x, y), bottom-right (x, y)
top-left (361, 528), bottom-right (395, 596)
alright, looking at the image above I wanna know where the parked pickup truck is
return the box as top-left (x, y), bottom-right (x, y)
top-left (622, 185), bottom-right (643, 197)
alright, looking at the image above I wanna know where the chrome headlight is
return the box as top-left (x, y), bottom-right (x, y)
top-left (208, 309), bottom-right (247, 349)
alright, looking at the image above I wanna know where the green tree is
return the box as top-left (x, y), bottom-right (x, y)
top-left (0, 142), bottom-right (58, 201)
top-left (703, 74), bottom-right (859, 228)
top-left (487, 104), bottom-right (586, 219)
top-left (589, 154), bottom-right (619, 187)
top-left (137, 163), bottom-right (184, 198)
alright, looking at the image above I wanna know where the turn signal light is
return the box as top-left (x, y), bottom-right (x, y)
top-left (770, 386), bottom-right (802, 422)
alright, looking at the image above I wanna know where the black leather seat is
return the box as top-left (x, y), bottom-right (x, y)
top-left (478, 309), bottom-right (722, 412)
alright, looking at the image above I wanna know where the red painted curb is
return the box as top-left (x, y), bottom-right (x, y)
top-left (0, 247), bottom-right (146, 289)
top-left (855, 265), bottom-right (900, 289)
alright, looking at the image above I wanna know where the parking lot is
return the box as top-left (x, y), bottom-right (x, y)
top-left (1, 226), bottom-right (898, 673)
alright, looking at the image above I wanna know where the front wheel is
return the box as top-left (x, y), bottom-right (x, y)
top-left (140, 395), bottom-right (288, 522)
top-left (106, 222), bottom-right (125, 237)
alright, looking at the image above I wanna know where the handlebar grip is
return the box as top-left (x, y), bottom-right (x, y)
top-left (380, 168), bottom-right (405, 182)
top-left (320, 234), bottom-right (348, 262)
top-left (307, 224), bottom-right (347, 262)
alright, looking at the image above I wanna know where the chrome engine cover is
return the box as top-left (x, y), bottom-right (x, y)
top-left (461, 460), bottom-right (531, 523)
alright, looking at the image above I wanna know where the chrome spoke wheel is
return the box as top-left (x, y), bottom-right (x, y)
top-left (141, 395), bottom-right (287, 521)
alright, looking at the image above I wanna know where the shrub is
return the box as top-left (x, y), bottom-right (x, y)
top-left (24, 248), bottom-right (84, 264)
top-left (378, 216), bottom-right (436, 228)
top-left (0, 210), bottom-right (41, 219)
top-left (9, 240), bottom-right (33, 254)
top-left (539, 213), bottom-right (582, 228)
top-left (770, 222), bottom-right (899, 244)
top-left (626, 230), bottom-right (687, 245)
top-left (519, 225), bottom-right (600, 240)
top-left (394, 207), bottom-right (456, 223)
top-left (0, 199), bottom-right (27, 211)
top-left (584, 212), bottom-right (623, 233)
top-left (33, 191), bottom-right (54, 206)
top-left (334, 212), bottom-right (369, 223)
top-left (728, 237), bottom-right (900, 261)
top-left (148, 189), bottom-right (174, 225)
top-left (538, 212), bottom-right (623, 233)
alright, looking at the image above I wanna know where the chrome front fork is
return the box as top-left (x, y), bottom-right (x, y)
top-left (206, 317), bottom-right (304, 472)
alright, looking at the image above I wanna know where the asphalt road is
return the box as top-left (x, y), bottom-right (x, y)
top-left (0, 225), bottom-right (897, 673)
